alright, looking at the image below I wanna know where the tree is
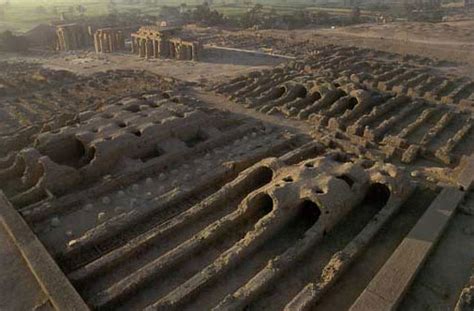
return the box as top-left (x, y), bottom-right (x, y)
top-left (239, 3), bottom-right (264, 28)
top-left (190, 2), bottom-right (225, 26)
top-left (107, 2), bottom-right (118, 15)
top-left (179, 3), bottom-right (188, 14)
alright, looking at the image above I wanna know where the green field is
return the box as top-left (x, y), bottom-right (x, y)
top-left (0, 0), bottom-right (167, 33)
top-left (1, 1), bottom-right (104, 32)
top-left (0, 1), bottom-right (224, 33)
top-left (0, 0), bottom-right (374, 34)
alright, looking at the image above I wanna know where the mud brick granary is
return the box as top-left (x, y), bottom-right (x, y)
top-left (1, 41), bottom-right (474, 311)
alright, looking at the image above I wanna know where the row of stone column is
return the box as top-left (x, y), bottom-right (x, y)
top-left (94, 29), bottom-right (125, 54)
top-left (131, 36), bottom-right (200, 61)
top-left (56, 24), bottom-right (91, 51)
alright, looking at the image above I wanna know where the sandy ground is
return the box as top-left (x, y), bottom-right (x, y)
top-left (329, 21), bottom-right (474, 46)
top-left (253, 20), bottom-right (474, 77)
top-left (0, 47), bottom-right (289, 86)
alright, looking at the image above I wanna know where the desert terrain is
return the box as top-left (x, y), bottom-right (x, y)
top-left (0, 2), bottom-right (473, 311)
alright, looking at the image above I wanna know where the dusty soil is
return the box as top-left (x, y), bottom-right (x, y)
top-left (327, 21), bottom-right (474, 46)
top-left (195, 21), bottom-right (474, 77)
top-left (0, 47), bottom-right (288, 86)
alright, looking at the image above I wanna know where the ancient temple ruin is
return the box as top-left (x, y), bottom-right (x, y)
top-left (56, 24), bottom-right (92, 51)
top-left (94, 28), bottom-right (125, 54)
top-left (131, 26), bottom-right (201, 61)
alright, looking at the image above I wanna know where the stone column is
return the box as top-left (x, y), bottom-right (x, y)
top-left (102, 33), bottom-right (106, 53)
top-left (97, 33), bottom-right (104, 53)
top-left (57, 30), bottom-right (65, 51)
top-left (63, 30), bottom-right (68, 50)
top-left (102, 33), bottom-right (108, 53)
top-left (192, 43), bottom-right (199, 61)
top-left (115, 33), bottom-right (119, 51)
top-left (185, 44), bottom-right (192, 60)
top-left (175, 43), bottom-right (180, 59)
top-left (61, 29), bottom-right (68, 50)
top-left (94, 32), bottom-right (100, 53)
top-left (180, 44), bottom-right (187, 60)
top-left (139, 38), bottom-right (146, 58)
top-left (115, 32), bottom-right (120, 51)
top-left (170, 42), bottom-right (176, 59)
top-left (152, 39), bottom-right (157, 58)
top-left (159, 38), bottom-right (168, 58)
top-left (138, 38), bottom-right (142, 57)
top-left (116, 32), bottom-right (122, 51)
top-left (108, 33), bottom-right (114, 53)
top-left (145, 39), bottom-right (151, 59)
top-left (131, 37), bottom-right (137, 54)
top-left (120, 32), bottom-right (125, 50)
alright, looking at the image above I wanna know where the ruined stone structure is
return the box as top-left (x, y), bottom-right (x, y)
top-left (93, 28), bottom-right (125, 54)
top-left (0, 113), bottom-right (419, 310)
top-left (56, 23), bottom-right (92, 51)
top-left (1, 39), bottom-right (474, 311)
top-left (0, 93), bottom-right (264, 208)
top-left (131, 26), bottom-right (201, 61)
top-left (212, 45), bottom-right (474, 167)
top-left (0, 68), bottom-right (168, 162)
